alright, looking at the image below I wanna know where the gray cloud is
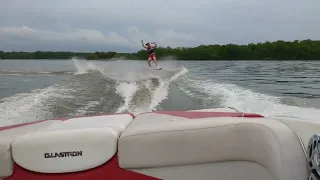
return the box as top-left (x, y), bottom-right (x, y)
top-left (0, 0), bottom-right (319, 52)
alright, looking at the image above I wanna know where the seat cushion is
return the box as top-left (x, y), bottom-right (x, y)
top-left (0, 113), bottom-right (134, 176)
top-left (0, 120), bottom-right (57, 178)
top-left (119, 113), bottom-right (308, 180)
top-left (12, 127), bottom-right (118, 173)
top-left (11, 114), bottom-right (133, 173)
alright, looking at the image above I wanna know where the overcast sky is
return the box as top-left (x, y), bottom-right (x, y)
top-left (0, 0), bottom-right (319, 52)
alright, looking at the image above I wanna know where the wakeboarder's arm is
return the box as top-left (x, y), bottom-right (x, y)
top-left (152, 43), bottom-right (157, 49)
top-left (141, 40), bottom-right (147, 49)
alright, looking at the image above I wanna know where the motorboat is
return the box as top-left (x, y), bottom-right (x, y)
top-left (0, 107), bottom-right (319, 180)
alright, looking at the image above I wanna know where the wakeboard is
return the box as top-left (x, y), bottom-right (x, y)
top-left (146, 68), bottom-right (163, 70)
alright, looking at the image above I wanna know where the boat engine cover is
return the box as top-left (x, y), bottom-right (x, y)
top-left (11, 114), bottom-right (133, 173)
top-left (11, 127), bottom-right (118, 173)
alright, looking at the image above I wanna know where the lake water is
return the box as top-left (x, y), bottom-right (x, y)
top-left (1, 59), bottom-right (320, 126)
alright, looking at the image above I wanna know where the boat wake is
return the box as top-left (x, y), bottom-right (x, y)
top-left (72, 58), bottom-right (105, 75)
top-left (0, 69), bottom-right (72, 76)
top-left (0, 58), bottom-right (319, 126)
top-left (0, 57), bottom-right (103, 77)
top-left (113, 65), bottom-right (188, 114)
top-left (0, 59), bottom-right (188, 126)
top-left (176, 77), bottom-right (320, 122)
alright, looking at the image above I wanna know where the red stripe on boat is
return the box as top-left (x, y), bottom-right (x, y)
top-left (64, 112), bottom-right (135, 121)
top-left (155, 111), bottom-right (264, 119)
top-left (0, 120), bottom-right (53, 131)
top-left (4, 156), bottom-right (161, 180)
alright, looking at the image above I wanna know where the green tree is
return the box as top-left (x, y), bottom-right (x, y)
top-left (1, 39), bottom-right (320, 60)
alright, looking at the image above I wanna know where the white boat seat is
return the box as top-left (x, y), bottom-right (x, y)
top-left (0, 114), bottom-right (133, 177)
top-left (119, 112), bottom-right (308, 180)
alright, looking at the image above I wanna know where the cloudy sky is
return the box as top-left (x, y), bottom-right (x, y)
top-left (0, 0), bottom-right (319, 52)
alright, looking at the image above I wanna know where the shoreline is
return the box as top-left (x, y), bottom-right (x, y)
top-left (1, 39), bottom-right (320, 60)
top-left (1, 59), bottom-right (320, 61)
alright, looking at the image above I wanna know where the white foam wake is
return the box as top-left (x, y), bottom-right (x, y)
top-left (115, 67), bottom-right (188, 114)
top-left (0, 85), bottom-right (73, 126)
top-left (148, 67), bottom-right (188, 111)
top-left (147, 79), bottom-right (169, 111)
top-left (115, 81), bottom-right (138, 113)
top-left (222, 83), bottom-right (320, 122)
top-left (72, 58), bottom-right (104, 75)
top-left (73, 101), bottom-right (101, 116)
top-left (178, 78), bottom-right (320, 122)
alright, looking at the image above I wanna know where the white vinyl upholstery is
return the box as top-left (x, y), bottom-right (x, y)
top-left (12, 127), bottom-right (118, 173)
top-left (276, 118), bottom-right (320, 156)
top-left (0, 120), bottom-right (57, 178)
top-left (39, 114), bottom-right (133, 133)
top-left (0, 114), bottom-right (133, 176)
top-left (119, 113), bottom-right (308, 180)
top-left (11, 114), bottom-right (133, 173)
top-left (0, 111), bottom-right (314, 180)
top-left (131, 161), bottom-right (276, 180)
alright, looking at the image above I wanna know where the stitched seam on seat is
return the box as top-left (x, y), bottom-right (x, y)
top-left (274, 120), bottom-right (308, 159)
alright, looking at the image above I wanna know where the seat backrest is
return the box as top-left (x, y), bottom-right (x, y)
top-left (119, 113), bottom-right (308, 180)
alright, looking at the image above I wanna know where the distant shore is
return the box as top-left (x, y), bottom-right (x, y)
top-left (1, 39), bottom-right (320, 60)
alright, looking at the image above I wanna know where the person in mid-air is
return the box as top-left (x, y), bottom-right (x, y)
top-left (141, 40), bottom-right (160, 70)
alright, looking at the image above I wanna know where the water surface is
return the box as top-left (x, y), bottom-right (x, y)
top-left (0, 59), bottom-right (319, 126)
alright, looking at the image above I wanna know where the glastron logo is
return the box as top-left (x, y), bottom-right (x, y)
top-left (44, 151), bottom-right (83, 158)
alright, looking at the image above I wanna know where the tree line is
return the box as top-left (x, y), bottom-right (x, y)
top-left (1, 39), bottom-right (320, 60)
